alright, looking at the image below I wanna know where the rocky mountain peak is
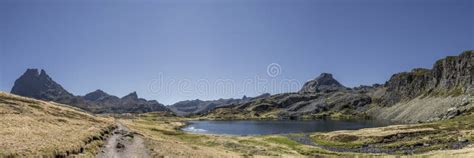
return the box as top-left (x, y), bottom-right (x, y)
top-left (23, 68), bottom-right (40, 77)
top-left (84, 89), bottom-right (110, 101)
top-left (318, 73), bottom-right (333, 78)
top-left (122, 91), bottom-right (138, 100)
top-left (314, 73), bottom-right (340, 84)
top-left (11, 69), bottom-right (73, 101)
top-left (39, 69), bottom-right (48, 77)
top-left (21, 69), bottom-right (51, 80)
top-left (299, 73), bottom-right (345, 93)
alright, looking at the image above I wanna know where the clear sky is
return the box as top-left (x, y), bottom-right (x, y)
top-left (1, 0), bottom-right (472, 105)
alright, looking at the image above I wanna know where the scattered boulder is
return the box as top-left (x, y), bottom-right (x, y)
top-left (116, 142), bottom-right (125, 149)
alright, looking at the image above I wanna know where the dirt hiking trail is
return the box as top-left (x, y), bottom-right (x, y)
top-left (97, 123), bottom-right (149, 158)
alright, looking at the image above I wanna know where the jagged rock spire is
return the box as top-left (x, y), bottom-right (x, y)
top-left (11, 69), bottom-right (73, 101)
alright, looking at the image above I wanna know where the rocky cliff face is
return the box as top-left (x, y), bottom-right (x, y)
top-left (431, 51), bottom-right (473, 94)
top-left (206, 51), bottom-right (473, 123)
top-left (380, 51), bottom-right (473, 106)
top-left (10, 69), bottom-right (171, 114)
top-left (379, 68), bottom-right (433, 106)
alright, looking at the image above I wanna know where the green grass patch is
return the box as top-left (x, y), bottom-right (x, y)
top-left (265, 136), bottom-right (344, 156)
top-left (204, 141), bottom-right (219, 147)
top-left (149, 128), bottom-right (183, 135)
top-left (265, 136), bottom-right (300, 149)
top-left (311, 136), bottom-right (367, 149)
top-left (295, 145), bottom-right (343, 156)
top-left (174, 133), bottom-right (207, 142)
top-left (238, 139), bottom-right (269, 147)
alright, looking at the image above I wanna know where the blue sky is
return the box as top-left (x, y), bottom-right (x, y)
top-left (0, 0), bottom-right (472, 105)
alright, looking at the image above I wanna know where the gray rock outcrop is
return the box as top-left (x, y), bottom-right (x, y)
top-left (380, 51), bottom-right (473, 106)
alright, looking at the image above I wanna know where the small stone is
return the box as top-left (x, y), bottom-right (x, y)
top-left (116, 143), bottom-right (125, 149)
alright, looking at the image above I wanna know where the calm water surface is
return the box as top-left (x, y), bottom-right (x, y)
top-left (182, 120), bottom-right (393, 135)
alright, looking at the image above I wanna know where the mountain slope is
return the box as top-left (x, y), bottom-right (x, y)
top-left (0, 92), bottom-right (114, 157)
top-left (205, 74), bottom-right (372, 120)
top-left (205, 50), bottom-right (473, 123)
top-left (368, 51), bottom-right (473, 122)
top-left (379, 51), bottom-right (473, 106)
top-left (11, 69), bottom-right (74, 102)
top-left (10, 69), bottom-right (171, 114)
top-left (169, 93), bottom-right (270, 116)
top-left (79, 90), bottom-right (171, 114)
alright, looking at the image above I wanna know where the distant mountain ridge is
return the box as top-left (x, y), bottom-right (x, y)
top-left (205, 51), bottom-right (473, 123)
top-left (169, 93), bottom-right (271, 116)
top-left (8, 50), bottom-right (473, 120)
top-left (10, 69), bottom-right (170, 114)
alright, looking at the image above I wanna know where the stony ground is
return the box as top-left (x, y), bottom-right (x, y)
top-left (97, 123), bottom-right (149, 158)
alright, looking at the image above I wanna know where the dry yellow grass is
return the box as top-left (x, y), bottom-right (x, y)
top-left (122, 112), bottom-right (474, 158)
top-left (421, 144), bottom-right (474, 158)
top-left (2, 90), bottom-right (470, 157)
top-left (0, 92), bottom-right (114, 157)
top-left (314, 124), bottom-right (436, 139)
top-left (120, 113), bottom-right (392, 157)
top-left (120, 117), bottom-right (243, 157)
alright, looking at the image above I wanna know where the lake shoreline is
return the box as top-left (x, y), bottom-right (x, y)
top-left (118, 112), bottom-right (474, 157)
top-left (181, 119), bottom-right (396, 135)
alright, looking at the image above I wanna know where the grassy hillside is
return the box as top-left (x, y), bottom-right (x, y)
top-left (0, 92), bottom-right (114, 157)
top-left (309, 106), bottom-right (474, 156)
